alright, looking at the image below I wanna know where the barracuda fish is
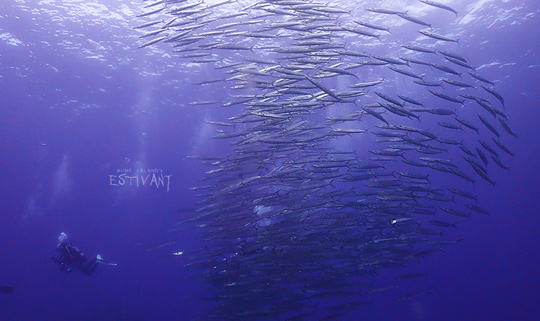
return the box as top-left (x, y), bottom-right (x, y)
top-left (304, 74), bottom-right (341, 100)
top-left (402, 159), bottom-right (430, 168)
top-left (460, 144), bottom-right (477, 157)
top-left (438, 121), bottom-right (462, 130)
top-left (431, 63), bottom-right (462, 76)
top-left (388, 66), bottom-right (424, 80)
top-left (476, 148), bottom-right (489, 166)
top-left (444, 56), bottom-right (476, 70)
top-left (331, 128), bottom-right (368, 134)
top-left (449, 168), bottom-right (476, 184)
top-left (479, 140), bottom-right (498, 157)
top-left (350, 79), bottom-right (384, 88)
top-left (369, 149), bottom-right (404, 157)
top-left (341, 26), bottom-right (381, 40)
top-left (382, 103), bottom-right (421, 120)
top-left (492, 138), bottom-right (514, 156)
top-left (206, 0), bottom-right (234, 9)
top-left (137, 6), bottom-right (165, 17)
top-left (362, 107), bottom-right (389, 125)
top-left (478, 115), bottom-right (500, 137)
top-left (354, 20), bottom-right (391, 33)
top-left (482, 85), bottom-right (506, 107)
top-left (413, 79), bottom-right (443, 87)
top-left (465, 155), bottom-right (495, 184)
top-left (401, 135), bottom-right (430, 148)
top-left (469, 96), bottom-right (497, 118)
top-left (397, 13), bottom-right (432, 28)
top-left (443, 78), bottom-right (474, 88)
top-left (138, 36), bottom-right (167, 48)
top-left (439, 206), bottom-right (470, 218)
top-left (402, 44), bottom-right (437, 54)
top-left (366, 8), bottom-right (407, 15)
top-left (420, 157), bottom-right (457, 168)
top-left (143, 0), bottom-right (164, 8)
top-left (390, 217), bottom-right (414, 225)
top-left (419, 0), bottom-right (459, 16)
top-left (374, 92), bottom-right (404, 107)
top-left (469, 72), bottom-right (495, 85)
top-left (419, 30), bottom-right (460, 43)
top-left (492, 156), bottom-right (510, 170)
top-left (448, 188), bottom-right (478, 201)
top-left (133, 20), bottom-right (162, 29)
top-left (455, 117), bottom-right (479, 134)
top-left (400, 57), bottom-right (433, 67)
top-left (169, 2), bottom-right (202, 14)
top-left (465, 204), bottom-right (490, 215)
top-left (429, 220), bottom-right (457, 229)
top-left (397, 171), bottom-right (430, 181)
top-left (428, 90), bottom-right (465, 105)
top-left (499, 118), bottom-right (517, 137)
top-left (320, 66), bottom-right (359, 78)
top-left (374, 55), bottom-right (408, 65)
top-left (133, 1), bottom-right (518, 319)
top-left (138, 28), bottom-right (167, 38)
top-left (398, 95), bottom-right (424, 106)
top-left (438, 50), bottom-right (467, 62)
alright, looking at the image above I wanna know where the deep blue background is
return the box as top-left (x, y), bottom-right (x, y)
top-left (1, 0), bottom-right (539, 320)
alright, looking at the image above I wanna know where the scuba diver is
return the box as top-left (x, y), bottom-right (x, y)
top-left (51, 232), bottom-right (117, 276)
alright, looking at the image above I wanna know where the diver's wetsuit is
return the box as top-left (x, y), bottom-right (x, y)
top-left (51, 241), bottom-right (99, 276)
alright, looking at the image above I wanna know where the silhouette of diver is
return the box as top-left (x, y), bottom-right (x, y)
top-left (51, 232), bottom-right (116, 276)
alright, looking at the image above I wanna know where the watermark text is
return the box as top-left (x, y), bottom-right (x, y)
top-left (109, 169), bottom-right (172, 191)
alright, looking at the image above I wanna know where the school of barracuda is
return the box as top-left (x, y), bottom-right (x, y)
top-left (135, 0), bottom-right (515, 319)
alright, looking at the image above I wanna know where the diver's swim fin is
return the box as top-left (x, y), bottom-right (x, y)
top-left (96, 254), bottom-right (118, 267)
top-left (0, 286), bottom-right (14, 294)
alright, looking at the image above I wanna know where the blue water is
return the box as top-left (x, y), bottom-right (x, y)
top-left (1, 0), bottom-right (540, 320)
